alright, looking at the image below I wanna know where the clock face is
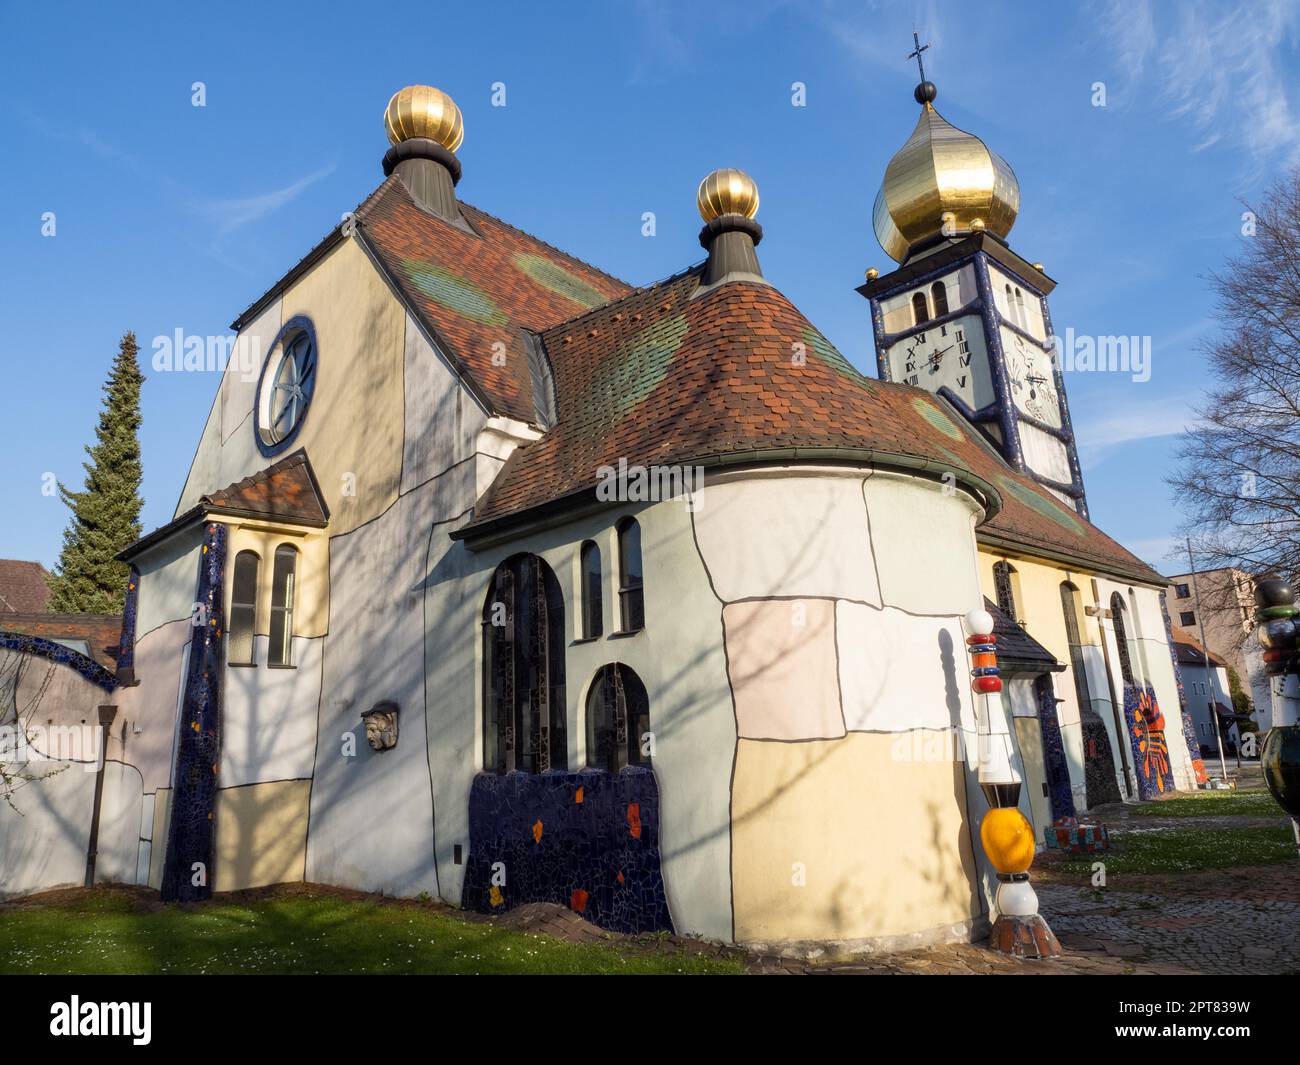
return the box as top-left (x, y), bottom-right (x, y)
top-left (1003, 329), bottom-right (1061, 429)
top-left (887, 314), bottom-right (992, 411)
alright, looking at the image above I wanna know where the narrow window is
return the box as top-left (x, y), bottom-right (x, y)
top-left (586, 664), bottom-right (651, 772)
top-left (228, 551), bottom-right (260, 665)
top-left (992, 560), bottom-right (1018, 621)
top-left (1110, 592), bottom-right (1136, 686)
top-left (617, 518), bottom-right (644, 633)
top-left (268, 544), bottom-right (298, 667)
top-left (1060, 583), bottom-right (1095, 710)
top-left (911, 291), bottom-right (930, 325)
top-left (1014, 286), bottom-right (1027, 328)
top-left (580, 541), bottom-right (603, 639)
top-left (930, 281), bottom-right (949, 317)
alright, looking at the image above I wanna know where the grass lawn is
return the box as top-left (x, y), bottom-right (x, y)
top-left (0, 890), bottom-right (743, 975)
top-left (1057, 824), bottom-right (1297, 875)
top-left (1129, 789), bottom-right (1282, 818)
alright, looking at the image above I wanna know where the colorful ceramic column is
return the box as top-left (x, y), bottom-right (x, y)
top-left (1253, 579), bottom-right (1300, 853)
top-left (965, 607), bottom-right (1061, 959)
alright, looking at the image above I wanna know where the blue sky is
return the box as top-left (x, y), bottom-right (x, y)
top-left (2, 0), bottom-right (1297, 574)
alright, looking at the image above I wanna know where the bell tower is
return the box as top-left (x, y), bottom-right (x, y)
top-left (857, 47), bottom-right (1087, 518)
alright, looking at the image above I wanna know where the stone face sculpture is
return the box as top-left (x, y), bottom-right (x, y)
top-left (362, 702), bottom-right (399, 751)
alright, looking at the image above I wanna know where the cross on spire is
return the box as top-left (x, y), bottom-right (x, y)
top-left (907, 30), bottom-right (930, 83)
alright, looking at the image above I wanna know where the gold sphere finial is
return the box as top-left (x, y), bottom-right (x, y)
top-left (865, 267), bottom-right (879, 280)
top-left (697, 168), bottom-right (759, 222)
top-left (970, 218), bottom-right (986, 232)
top-left (385, 85), bottom-right (464, 152)
top-left (1032, 262), bottom-right (1044, 272)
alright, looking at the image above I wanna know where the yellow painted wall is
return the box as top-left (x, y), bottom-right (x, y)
top-left (224, 521), bottom-right (330, 639)
top-left (213, 779), bottom-right (311, 892)
top-left (278, 237), bottom-right (406, 536)
top-left (731, 732), bottom-right (979, 942)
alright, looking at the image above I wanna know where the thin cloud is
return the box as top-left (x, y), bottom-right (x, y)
top-left (1092, 0), bottom-right (1300, 167)
top-left (194, 165), bottom-right (336, 237)
top-left (1076, 393), bottom-right (1203, 469)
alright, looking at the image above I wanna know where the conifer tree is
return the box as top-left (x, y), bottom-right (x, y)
top-left (47, 332), bottom-right (145, 613)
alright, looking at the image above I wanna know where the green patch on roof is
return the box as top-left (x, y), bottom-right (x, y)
top-left (996, 473), bottom-right (1088, 536)
top-left (513, 253), bottom-right (610, 309)
top-left (912, 396), bottom-right (968, 441)
top-left (401, 259), bottom-right (509, 326)
top-left (582, 313), bottom-right (689, 422)
top-left (801, 327), bottom-right (863, 381)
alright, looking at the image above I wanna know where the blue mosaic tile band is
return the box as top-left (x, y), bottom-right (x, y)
top-left (1035, 676), bottom-right (1076, 822)
top-left (1123, 683), bottom-right (1177, 800)
top-left (116, 565), bottom-right (140, 678)
top-left (0, 631), bottom-right (117, 692)
top-left (160, 522), bottom-right (227, 902)
top-left (462, 767), bottom-right (672, 934)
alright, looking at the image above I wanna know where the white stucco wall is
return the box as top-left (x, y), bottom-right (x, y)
top-left (220, 635), bottom-right (322, 788)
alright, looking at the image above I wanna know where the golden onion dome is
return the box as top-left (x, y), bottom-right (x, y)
top-left (697, 168), bottom-right (760, 222)
top-left (873, 86), bottom-right (1019, 262)
top-left (384, 85), bottom-right (464, 152)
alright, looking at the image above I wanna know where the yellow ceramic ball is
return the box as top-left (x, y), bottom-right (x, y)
top-left (980, 806), bottom-right (1035, 874)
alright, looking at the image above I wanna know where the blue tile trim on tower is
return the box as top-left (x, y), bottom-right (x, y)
top-left (160, 521), bottom-right (227, 902)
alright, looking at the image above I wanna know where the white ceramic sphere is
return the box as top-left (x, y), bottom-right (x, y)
top-left (965, 608), bottom-right (995, 636)
top-left (995, 879), bottom-right (1039, 917)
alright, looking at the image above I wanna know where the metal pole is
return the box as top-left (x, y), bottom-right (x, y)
top-left (1186, 539), bottom-right (1229, 780)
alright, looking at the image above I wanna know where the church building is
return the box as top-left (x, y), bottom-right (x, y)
top-left (0, 75), bottom-right (1200, 950)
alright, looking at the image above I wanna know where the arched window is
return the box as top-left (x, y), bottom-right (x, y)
top-left (1110, 592), bottom-right (1136, 686)
top-left (580, 540), bottom-right (602, 639)
top-left (586, 663), bottom-right (651, 772)
top-left (911, 291), bottom-right (930, 326)
top-left (992, 560), bottom-right (1018, 621)
top-left (931, 281), bottom-right (949, 317)
top-left (617, 518), bottom-right (644, 632)
top-left (1013, 286), bottom-right (1027, 328)
top-left (1063, 581), bottom-right (1122, 806)
top-left (481, 553), bottom-right (567, 774)
top-left (1060, 582), bottom-right (1094, 707)
top-left (268, 545), bottom-right (297, 667)
top-left (229, 550), bottom-right (260, 665)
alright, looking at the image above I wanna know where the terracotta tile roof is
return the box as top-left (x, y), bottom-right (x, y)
top-left (460, 272), bottom-right (1162, 585)
top-left (0, 560), bottom-right (52, 614)
top-left (985, 597), bottom-right (1062, 673)
top-left (355, 177), bottom-right (632, 422)
top-left (200, 448), bottom-right (328, 526)
top-left (120, 449), bottom-right (328, 561)
top-left (1170, 624), bottom-right (1229, 668)
top-left (0, 612), bottom-right (122, 670)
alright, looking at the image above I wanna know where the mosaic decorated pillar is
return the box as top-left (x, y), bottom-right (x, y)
top-left (1253, 578), bottom-right (1300, 852)
top-left (965, 608), bottom-right (1061, 959)
top-left (160, 522), bottom-right (227, 902)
